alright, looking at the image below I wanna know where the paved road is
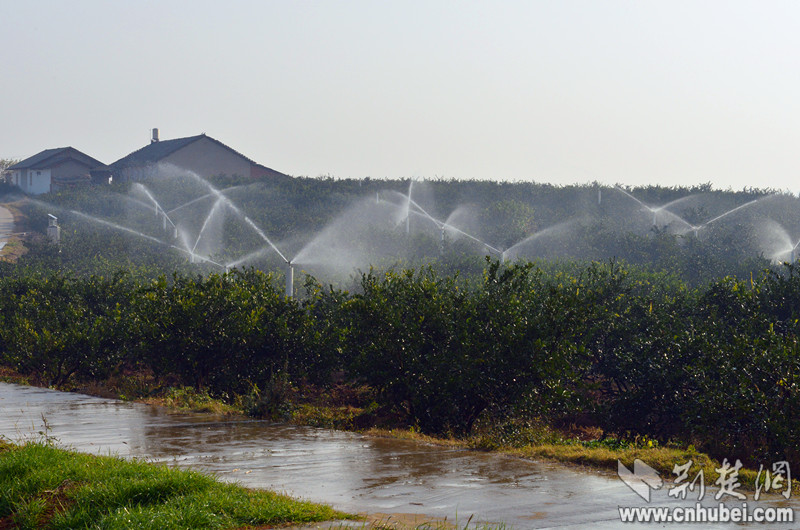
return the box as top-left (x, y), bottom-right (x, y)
top-left (0, 204), bottom-right (14, 251)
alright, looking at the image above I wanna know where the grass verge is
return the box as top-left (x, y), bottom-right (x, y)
top-left (368, 425), bottom-right (784, 494)
top-left (0, 439), bottom-right (351, 530)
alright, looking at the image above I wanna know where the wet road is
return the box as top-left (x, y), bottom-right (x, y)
top-left (0, 383), bottom-right (796, 528)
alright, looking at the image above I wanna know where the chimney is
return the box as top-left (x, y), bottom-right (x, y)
top-left (151, 128), bottom-right (159, 143)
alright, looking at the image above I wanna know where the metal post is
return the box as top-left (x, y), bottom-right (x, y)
top-left (285, 263), bottom-right (294, 298)
top-left (46, 214), bottom-right (60, 244)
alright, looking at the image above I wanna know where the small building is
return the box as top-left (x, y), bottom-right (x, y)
top-left (7, 147), bottom-right (106, 195)
top-left (109, 130), bottom-right (288, 182)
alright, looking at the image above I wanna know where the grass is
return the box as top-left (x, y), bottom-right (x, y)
top-left (0, 366), bottom-right (30, 385)
top-left (0, 238), bottom-right (26, 262)
top-left (0, 439), bottom-right (351, 530)
top-left (367, 421), bottom-right (786, 494)
top-left (517, 442), bottom-right (777, 492)
top-left (142, 387), bottom-right (239, 415)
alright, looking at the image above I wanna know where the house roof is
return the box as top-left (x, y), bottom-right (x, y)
top-left (109, 133), bottom-right (277, 175)
top-left (9, 147), bottom-right (105, 171)
top-left (109, 135), bottom-right (207, 169)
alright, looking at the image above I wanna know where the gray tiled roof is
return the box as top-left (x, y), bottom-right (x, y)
top-left (109, 135), bottom-right (206, 169)
top-left (9, 147), bottom-right (105, 170)
top-left (108, 133), bottom-right (289, 180)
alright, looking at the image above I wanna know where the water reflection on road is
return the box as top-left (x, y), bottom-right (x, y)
top-left (0, 383), bottom-right (795, 528)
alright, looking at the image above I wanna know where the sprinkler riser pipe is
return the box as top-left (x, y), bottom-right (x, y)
top-left (285, 263), bottom-right (294, 298)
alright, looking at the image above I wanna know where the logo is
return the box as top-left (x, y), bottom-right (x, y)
top-left (618, 459), bottom-right (663, 501)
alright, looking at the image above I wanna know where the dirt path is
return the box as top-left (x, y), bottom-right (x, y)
top-left (0, 204), bottom-right (14, 250)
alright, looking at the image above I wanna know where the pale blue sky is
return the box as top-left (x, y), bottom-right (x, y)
top-left (2, 1), bottom-right (800, 191)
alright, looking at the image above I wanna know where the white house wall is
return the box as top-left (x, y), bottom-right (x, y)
top-left (14, 169), bottom-right (52, 194)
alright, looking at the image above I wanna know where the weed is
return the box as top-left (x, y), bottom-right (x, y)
top-left (151, 387), bottom-right (237, 415)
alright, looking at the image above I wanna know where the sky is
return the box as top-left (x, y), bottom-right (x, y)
top-left (2, 1), bottom-right (800, 191)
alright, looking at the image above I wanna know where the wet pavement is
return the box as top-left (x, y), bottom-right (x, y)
top-left (1, 382), bottom-right (797, 528)
top-left (0, 204), bottom-right (13, 250)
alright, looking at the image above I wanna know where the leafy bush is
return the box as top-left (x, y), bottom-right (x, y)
top-left (2, 257), bottom-right (800, 470)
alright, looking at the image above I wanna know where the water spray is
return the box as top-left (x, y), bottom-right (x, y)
top-left (613, 186), bottom-right (695, 232)
top-left (69, 209), bottom-right (226, 270)
top-left (700, 198), bottom-right (762, 228)
top-left (191, 198), bottom-right (224, 255)
top-left (166, 185), bottom-right (247, 216)
top-left (134, 183), bottom-right (178, 236)
top-left (791, 240), bottom-right (800, 263)
top-left (202, 180), bottom-right (289, 263)
top-left (390, 192), bottom-right (505, 259)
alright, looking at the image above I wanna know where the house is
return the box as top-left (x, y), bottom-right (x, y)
top-left (109, 130), bottom-right (288, 182)
top-left (7, 147), bottom-right (106, 195)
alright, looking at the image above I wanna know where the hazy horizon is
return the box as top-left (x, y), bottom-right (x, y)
top-left (3, 1), bottom-right (800, 193)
